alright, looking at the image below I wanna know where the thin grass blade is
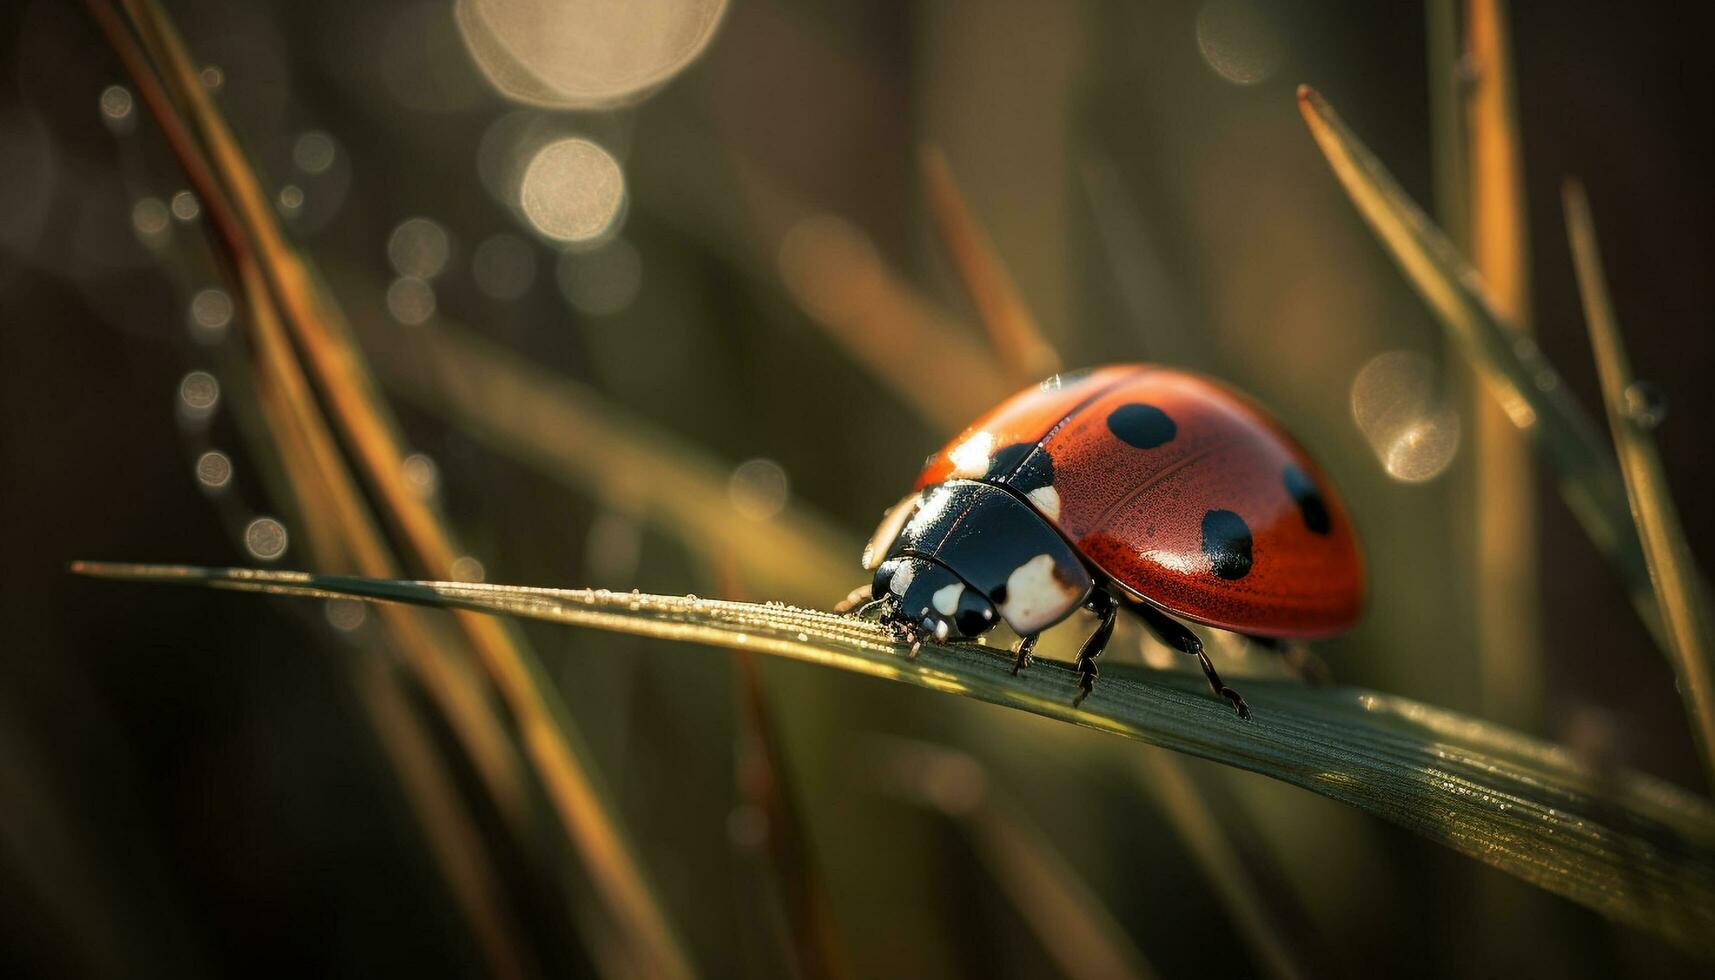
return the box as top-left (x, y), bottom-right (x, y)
top-left (1129, 752), bottom-right (1307, 980)
top-left (1078, 156), bottom-right (1205, 367)
top-left (920, 147), bottom-right (1061, 382)
top-left (71, 562), bottom-right (1715, 956)
top-left (870, 738), bottom-right (1156, 980)
top-left (347, 307), bottom-right (855, 604)
top-left (1564, 180), bottom-right (1715, 792)
top-left (1295, 85), bottom-right (1665, 654)
top-left (733, 656), bottom-right (847, 980)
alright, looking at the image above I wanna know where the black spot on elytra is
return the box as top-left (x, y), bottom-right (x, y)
top-left (1283, 463), bottom-right (1331, 535)
top-left (1201, 509), bottom-right (1253, 580)
top-left (1107, 403), bottom-right (1176, 449)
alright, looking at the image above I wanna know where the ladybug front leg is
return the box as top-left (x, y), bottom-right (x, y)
top-left (1010, 634), bottom-right (1038, 675)
top-left (1133, 601), bottom-right (1251, 720)
top-left (1071, 590), bottom-right (1117, 708)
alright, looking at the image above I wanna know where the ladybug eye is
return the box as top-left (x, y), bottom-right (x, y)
top-left (954, 591), bottom-right (997, 637)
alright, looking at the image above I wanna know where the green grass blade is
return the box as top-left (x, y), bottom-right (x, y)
top-left (1564, 180), bottom-right (1715, 792)
top-left (72, 562), bottom-right (1715, 956)
top-left (1295, 86), bottom-right (1666, 653)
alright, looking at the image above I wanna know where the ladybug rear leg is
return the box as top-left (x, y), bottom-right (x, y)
top-left (1134, 601), bottom-right (1251, 720)
top-left (1071, 589), bottom-right (1118, 708)
top-left (1244, 635), bottom-right (1333, 688)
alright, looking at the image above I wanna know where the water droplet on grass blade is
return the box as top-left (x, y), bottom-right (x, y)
top-left (1621, 380), bottom-right (1666, 431)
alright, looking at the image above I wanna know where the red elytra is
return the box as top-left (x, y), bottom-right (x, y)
top-left (911, 365), bottom-right (1365, 638)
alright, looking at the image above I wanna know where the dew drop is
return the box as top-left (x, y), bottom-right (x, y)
top-left (1621, 380), bottom-right (1667, 431)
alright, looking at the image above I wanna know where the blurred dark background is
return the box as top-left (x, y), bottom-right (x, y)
top-left (3, 1), bottom-right (1713, 977)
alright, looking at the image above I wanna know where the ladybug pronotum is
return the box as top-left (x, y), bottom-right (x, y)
top-left (845, 365), bottom-right (1365, 717)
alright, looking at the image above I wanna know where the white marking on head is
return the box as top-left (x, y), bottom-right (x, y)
top-left (1026, 484), bottom-right (1062, 522)
top-left (948, 431), bottom-right (996, 478)
top-left (997, 553), bottom-right (1080, 634)
top-left (932, 581), bottom-right (965, 616)
top-left (888, 561), bottom-right (916, 596)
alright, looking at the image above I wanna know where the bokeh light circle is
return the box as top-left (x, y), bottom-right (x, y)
top-left (456, 0), bottom-right (728, 110)
top-left (519, 138), bottom-right (625, 244)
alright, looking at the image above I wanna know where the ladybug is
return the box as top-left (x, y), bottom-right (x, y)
top-left (844, 365), bottom-right (1364, 717)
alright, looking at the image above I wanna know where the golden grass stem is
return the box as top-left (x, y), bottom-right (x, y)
top-left (920, 147), bottom-right (1062, 383)
top-left (100, 3), bottom-right (697, 972)
top-left (1464, 0), bottom-right (1543, 729)
top-left (1564, 181), bottom-right (1715, 794)
top-left (709, 147), bottom-right (1010, 432)
top-left (71, 563), bottom-right (1715, 956)
top-left (83, 9), bottom-right (540, 977)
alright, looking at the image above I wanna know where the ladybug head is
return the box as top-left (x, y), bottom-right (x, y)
top-left (873, 556), bottom-right (998, 643)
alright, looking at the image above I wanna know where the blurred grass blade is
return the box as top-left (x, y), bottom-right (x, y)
top-left (1079, 156), bottom-right (1204, 368)
top-left (73, 562), bottom-right (1715, 956)
top-left (1130, 753), bottom-right (1306, 980)
top-left (355, 658), bottom-right (536, 980)
top-left (772, 207), bottom-right (1011, 433)
top-left (920, 147), bottom-right (1061, 383)
top-left (1296, 85), bottom-right (1666, 654)
top-left (347, 307), bottom-right (854, 604)
top-left (1463, 0), bottom-right (1543, 729)
top-left (871, 738), bottom-right (1156, 980)
top-left (106, 3), bottom-right (696, 974)
top-left (733, 658), bottom-right (846, 980)
top-left (84, 7), bottom-right (537, 976)
top-left (1564, 181), bottom-right (1715, 792)
top-left (1425, 0), bottom-right (1469, 246)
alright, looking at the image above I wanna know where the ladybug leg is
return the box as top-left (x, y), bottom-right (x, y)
top-left (1135, 602), bottom-right (1251, 720)
top-left (1071, 590), bottom-right (1118, 708)
top-left (1010, 634), bottom-right (1039, 675)
top-left (833, 583), bottom-right (874, 615)
top-left (1244, 635), bottom-right (1333, 687)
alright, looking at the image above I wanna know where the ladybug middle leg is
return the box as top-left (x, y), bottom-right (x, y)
top-left (1010, 634), bottom-right (1039, 675)
top-left (1070, 589), bottom-right (1118, 708)
top-left (1131, 599), bottom-right (1251, 719)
